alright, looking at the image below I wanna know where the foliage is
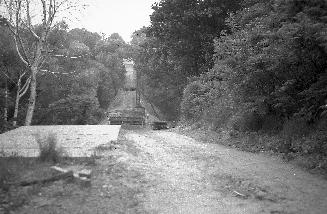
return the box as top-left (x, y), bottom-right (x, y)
top-left (69, 28), bottom-right (101, 53)
top-left (0, 0), bottom-right (86, 125)
top-left (132, 0), bottom-right (240, 119)
top-left (1, 19), bottom-right (127, 127)
top-left (36, 133), bottom-right (63, 163)
top-left (0, 119), bottom-right (15, 134)
top-left (94, 33), bottom-right (127, 109)
top-left (0, 0), bottom-right (126, 126)
top-left (37, 95), bottom-right (102, 125)
top-left (177, 0), bottom-right (327, 170)
top-left (181, 80), bottom-right (209, 121)
top-left (181, 0), bottom-right (327, 128)
top-left (0, 25), bottom-right (28, 128)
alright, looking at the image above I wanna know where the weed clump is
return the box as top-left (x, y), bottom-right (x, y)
top-left (35, 133), bottom-right (63, 163)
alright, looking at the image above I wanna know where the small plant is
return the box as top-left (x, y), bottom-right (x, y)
top-left (35, 133), bottom-right (63, 163)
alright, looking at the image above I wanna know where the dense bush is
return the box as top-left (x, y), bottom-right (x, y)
top-left (132, 0), bottom-right (240, 119)
top-left (0, 119), bottom-right (15, 134)
top-left (37, 95), bottom-right (104, 125)
top-left (182, 0), bottom-right (327, 129)
top-left (181, 81), bottom-right (210, 121)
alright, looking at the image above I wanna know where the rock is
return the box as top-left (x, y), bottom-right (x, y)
top-left (78, 169), bottom-right (92, 179)
top-left (77, 177), bottom-right (91, 188)
top-left (50, 166), bottom-right (91, 186)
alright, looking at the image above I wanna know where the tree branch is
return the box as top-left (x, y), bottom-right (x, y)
top-left (46, 0), bottom-right (57, 32)
top-left (21, 21), bottom-right (40, 40)
top-left (19, 76), bottom-right (31, 97)
top-left (21, 69), bottom-right (28, 78)
top-left (22, 0), bottom-right (41, 40)
top-left (16, 31), bottom-right (32, 63)
top-left (41, 0), bottom-right (47, 26)
top-left (3, 0), bottom-right (14, 22)
top-left (25, 0), bottom-right (31, 24)
top-left (13, 35), bottom-right (29, 66)
top-left (4, 0), bottom-right (31, 66)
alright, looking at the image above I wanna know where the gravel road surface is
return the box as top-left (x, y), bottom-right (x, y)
top-left (120, 129), bottom-right (327, 214)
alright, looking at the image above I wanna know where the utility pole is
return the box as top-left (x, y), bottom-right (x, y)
top-left (135, 68), bottom-right (141, 107)
top-left (129, 60), bottom-right (140, 107)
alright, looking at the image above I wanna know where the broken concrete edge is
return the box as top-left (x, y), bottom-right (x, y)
top-left (6, 171), bottom-right (74, 187)
top-left (4, 166), bottom-right (92, 188)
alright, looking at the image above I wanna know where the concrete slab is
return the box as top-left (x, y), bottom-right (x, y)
top-left (0, 125), bottom-right (121, 157)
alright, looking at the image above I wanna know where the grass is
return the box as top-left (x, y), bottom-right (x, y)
top-left (0, 154), bottom-right (100, 212)
top-left (177, 126), bottom-right (327, 176)
top-left (0, 132), bottom-right (120, 213)
top-left (0, 157), bottom-right (49, 212)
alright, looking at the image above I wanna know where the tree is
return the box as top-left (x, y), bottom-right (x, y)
top-left (1, 0), bottom-right (84, 125)
top-left (69, 28), bottom-right (101, 54)
top-left (133, 0), bottom-right (240, 119)
top-left (94, 33), bottom-right (126, 109)
top-left (0, 25), bottom-right (29, 126)
top-left (32, 27), bottom-right (107, 125)
top-left (148, 0), bottom-right (240, 76)
top-left (180, 0), bottom-right (327, 131)
top-left (45, 94), bottom-right (101, 125)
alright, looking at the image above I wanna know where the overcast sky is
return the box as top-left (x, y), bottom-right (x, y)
top-left (69, 0), bottom-right (159, 42)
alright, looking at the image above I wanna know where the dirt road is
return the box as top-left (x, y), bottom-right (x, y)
top-left (120, 129), bottom-right (327, 214)
top-left (6, 127), bottom-right (327, 213)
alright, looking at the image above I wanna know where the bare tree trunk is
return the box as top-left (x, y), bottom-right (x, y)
top-left (4, 79), bottom-right (8, 122)
top-left (13, 73), bottom-right (30, 126)
top-left (13, 79), bottom-right (20, 126)
top-left (24, 31), bottom-right (44, 126)
top-left (13, 97), bottom-right (19, 126)
top-left (25, 68), bottom-right (36, 125)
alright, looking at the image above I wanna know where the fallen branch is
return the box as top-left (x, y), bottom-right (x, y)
top-left (233, 190), bottom-right (248, 198)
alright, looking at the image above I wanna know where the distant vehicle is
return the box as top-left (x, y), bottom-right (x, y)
top-left (151, 121), bottom-right (168, 130)
top-left (107, 112), bottom-right (122, 118)
top-left (107, 108), bottom-right (145, 125)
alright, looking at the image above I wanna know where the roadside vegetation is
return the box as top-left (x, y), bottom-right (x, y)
top-left (35, 133), bottom-right (64, 163)
top-left (132, 0), bottom-right (327, 173)
top-left (0, 22), bottom-right (129, 129)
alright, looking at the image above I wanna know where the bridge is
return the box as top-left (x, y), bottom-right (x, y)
top-left (107, 60), bottom-right (146, 125)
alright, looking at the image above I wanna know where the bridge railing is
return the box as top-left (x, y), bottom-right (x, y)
top-left (108, 116), bottom-right (145, 125)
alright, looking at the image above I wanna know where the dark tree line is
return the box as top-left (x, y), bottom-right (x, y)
top-left (132, 0), bottom-right (240, 119)
top-left (181, 0), bottom-right (327, 128)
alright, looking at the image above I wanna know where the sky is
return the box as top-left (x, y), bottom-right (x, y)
top-left (69, 0), bottom-right (159, 43)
